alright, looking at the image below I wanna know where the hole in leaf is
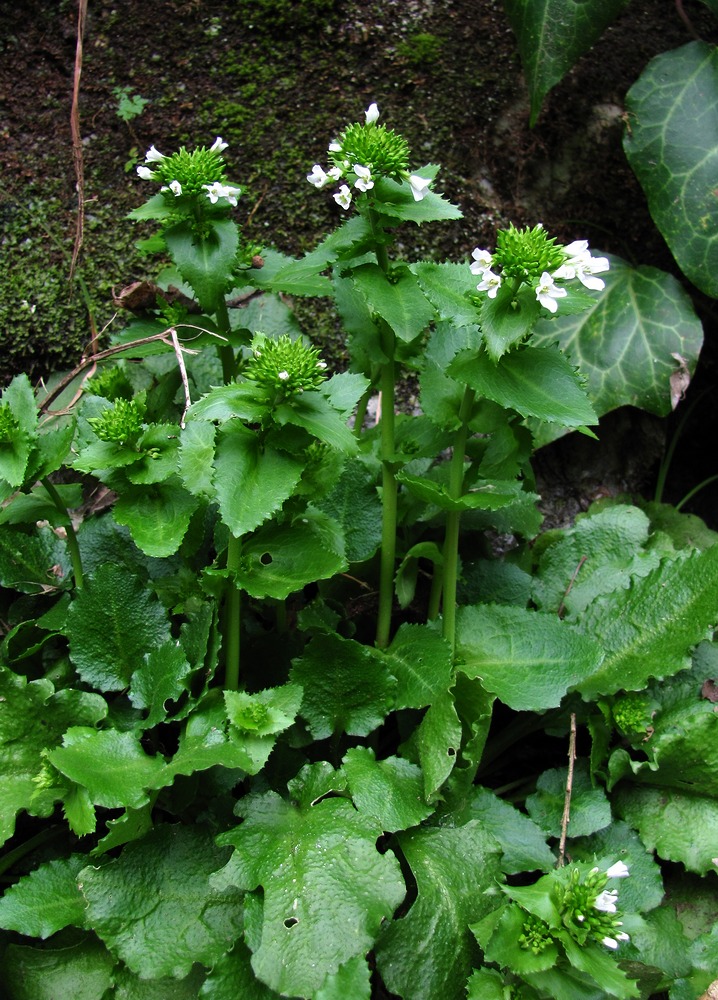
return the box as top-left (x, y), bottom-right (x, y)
top-left (260, 552), bottom-right (273, 566)
top-left (284, 917), bottom-right (298, 928)
top-left (447, 746), bottom-right (456, 757)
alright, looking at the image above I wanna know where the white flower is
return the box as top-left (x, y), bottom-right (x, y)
top-left (168, 180), bottom-right (183, 197)
top-left (553, 241), bottom-right (610, 291)
top-left (278, 371), bottom-right (290, 381)
top-left (136, 165), bottom-right (155, 180)
top-left (328, 166), bottom-right (343, 180)
top-left (307, 164), bottom-right (330, 188)
top-left (616, 932), bottom-right (630, 942)
top-left (476, 269), bottom-right (502, 298)
top-left (328, 142), bottom-right (342, 153)
top-left (210, 136), bottom-right (229, 153)
top-left (334, 184), bottom-right (352, 210)
top-left (606, 862), bottom-right (630, 879)
top-left (365, 102), bottom-right (380, 124)
top-left (535, 271), bottom-right (567, 313)
top-left (408, 174), bottom-right (431, 201)
top-left (602, 937), bottom-right (619, 950)
top-left (470, 247), bottom-right (494, 275)
top-left (204, 181), bottom-right (241, 205)
top-left (594, 889), bottom-right (619, 914)
top-left (145, 145), bottom-right (166, 163)
top-left (354, 164), bottom-right (374, 192)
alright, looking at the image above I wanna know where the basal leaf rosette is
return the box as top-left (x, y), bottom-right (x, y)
top-left (307, 103), bottom-right (433, 211)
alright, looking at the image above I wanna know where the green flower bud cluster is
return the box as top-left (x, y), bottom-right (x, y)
top-left (331, 119), bottom-right (411, 181)
top-left (154, 145), bottom-right (227, 196)
top-left (612, 691), bottom-right (653, 736)
top-left (554, 866), bottom-right (627, 950)
top-left (493, 224), bottom-right (566, 283)
top-left (85, 366), bottom-right (134, 403)
top-left (0, 403), bottom-right (20, 443)
top-left (244, 334), bottom-right (328, 396)
top-left (518, 913), bottom-right (554, 955)
top-left (88, 397), bottom-right (145, 445)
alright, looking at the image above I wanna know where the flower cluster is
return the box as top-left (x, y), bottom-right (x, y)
top-left (307, 103), bottom-right (432, 210)
top-left (554, 861), bottom-right (630, 951)
top-left (244, 334), bottom-right (328, 396)
top-left (136, 137), bottom-right (241, 206)
top-left (87, 397), bottom-right (145, 446)
top-left (470, 224), bottom-right (610, 314)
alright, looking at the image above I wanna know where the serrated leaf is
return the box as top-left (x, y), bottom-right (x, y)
top-left (398, 471), bottom-right (524, 512)
top-left (274, 390), bottom-right (357, 452)
top-left (317, 459), bottom-right (382, 563)
top-left (448, 344), bottom-right (597, 428)
top-left (532, 255), bottom-right (703, 443)
top-left (0, 855), bottom-right (88, 938)
top-left (343, 747), bottom-right (434, 831)
top-left (502, 0), bottom-right (631, 125)
top-left (2, 936), bottom-right (115, 1000)
top-left (372, 172), bottom-right (463, 224)
top-left (465, 786), bottom-right (555, 873)
top-left (414, 689), bottom-right (462, 801)
top-left (165, 218), bottom-right (239, 313)
top-left (290, 632), bottom-right (396, 739)
top-left (525, 761), bottom-right (612, 839)
top-left (66, 564), bottom-right (172, 690)
top-left (111, 964), bottom-right (208, 1000)
top-left (456, 604), bottom-right (603, 711)
top-left (0, 523), bottom-right (71, 594)
top-left (350, 263), bottom-right (435, 343)
top-left (129, 640), bottom-right (193, 727)
top-left (214, 775), bottom-right (405, 997)
top-left (113, 478), bottom-right (199, 557)
top-left (624, 41), bottom-right (718, 296)
top-left (224, 682), bottom-right (303, 737)
top-left (213, 423), bottom-right (303, 536)
top-left (199, 942), bottom-right (282, 999)
top-left (374, 821), bottom-right (502, 1000)
top-left (0, 374), bottom-right (37, 487)
top-left (179, 419), bottom-right (216, 496)
top-left (384, 622), bottom-right (453, 710)
top-left (79, 824), bottom-right (244, 979)
top-left (412, 261), bottom-right (482, 328)
top-left (575, 546), bottom-right (718, 698)
top-left (569, 820), bottom-right (665, 915)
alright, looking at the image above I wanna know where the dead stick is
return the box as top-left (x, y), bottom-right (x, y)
top-left (69, 0), bottom-right (88, 291)
top-left (557, 712), bottom-right (577, 867)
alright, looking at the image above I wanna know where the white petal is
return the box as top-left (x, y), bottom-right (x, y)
top-left (136, 165), bottom-right (155, 180)
top-left (365, 102), bottom-right (380, 124)
top-left (307, 165), bottom-right (329, 188)
top-left (408, 174), bottom-right (431, 201)
top-left (594, 890), bottom-right (618, 913)
top-left (168, 180), bottom-right (182, 196)
top-left (564, 239), bottom-right (589, 256)
top-left (333, 185), bottom-right (352, 210)
top-left (210, 137), bottom-right (229, 152)
top-left (602, 937), bottom-right (619, 950)
top-left (606, 861), bottom-right (630, 879)
top-left (577, 270), bottom-right (606, 291)
top-left (145, 145), bottom-right (166, 163)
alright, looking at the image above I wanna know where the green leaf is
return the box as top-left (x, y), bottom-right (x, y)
top-left (111, 964), bottom-right (207, 1000)
top-left (624, 41), bottom-right (718, 296)
top-left (214, 774), bottom-right (406, 997)
top-left (0, 855), bottom-right (88, 938)
top-left (350, 263), bottom-right (436, 343)
top-left (224, 682), bottom-right (303, 737)
top-left (290, 633), bottom-right (396, 739)
top-left (385, 623), bottom-right (453, 710)
top-left (448, 344), bottom-right (597, 428)
top-left (398, 472), bottom-right (525, 512)
top-left (316, 459), bottom-right (382, 563)
top-left (0, 374), bottom-right (37, 487)
top-left (464, 786), bottom-right (555, 873)
top-left (372, 172), bottom-right (463, 224)
top-left (129, 640), bottom-right (193, 728)
top-left (66, 564), bottom-right (172, 691)
top-left (79, 824), bottom-right (244, 978)
top-left (456, 604), bottom-right (603, 711)
top-left (314, 956), bottom-right (371, 1000)
top-left (525, 761), bottom-right (612, 839)
top-left (0, 668), bottom-right (106, 845)
top-left (343, 747), bottom-right (434, 831)
top-left (179, 418), bottom-right (216, 497)
top-left (113, 478), bottom-right (199, 557)
top-left (0, 523), bottom-right (71, 594)
top-left (532, 255), bottom-right (703, 443)
top-left (374, 821), bottom-right (502, 1000)
top-left (502, 0), bottom-right (631, 125)
top-left (575, 546), bottom-right (718, 698)
top-left (165, 217), bottom-right (239, 312)
top-left (466, 967), bottom-right (508, 1000)
top-left (569, 820), bottom-right (665, 915)
top-left (274, 390), bottom-right (358, 452)
top-left (234, 509), bottom-right (346, 599)
top-left (213, 424), bottom-right (303, 536)
top-left (2, 936), bottom-right (115, 1000)
top-left (199, 942), bottom-right (282, 999)
top-left (47, 728), bottom-right (168, 808)
top-left (412, 261), bottom-right (482, 328)
top-left (413, 689), bottom-right (463, 801)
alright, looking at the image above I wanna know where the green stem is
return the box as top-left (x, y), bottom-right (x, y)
top-left (224, 533), bottom-right (242, 690)
top-left (353, 384), bottom-right (372, 438)
top-left (215, 297), bottom-right (236, 384)
top-left (375, 325), bottom-right (397, 649)
top-left (427, 558), bottom-right (443, 621)
top-left (676, 473), bottom-right (718, 512)
top-left (41, 478), bottom-right (83, 588)
top-left (441, 386), bottom-right (476, 655)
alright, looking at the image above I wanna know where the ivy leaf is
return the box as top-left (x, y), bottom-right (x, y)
top-left (214, 772), bottom-right (406, 997)
top-left (1, 936), bottom-right (115, 1000)
top-left (213, 423), bottom-right (303, 536)
top-left (624, 41), bottom-right (718, 296)
top-left (456, 604), bottom-right (603, 711)
top-left (532, 255), bottom-right (703, 444)
top-left (290, 632), bottom-right (396, 739)
top-left (350, 263), bottom-right (436, 343)
top-left (79, 824), bottom-right (244, 979)
top-left (501, 0), bottom-right (631, 125)
top-left (165, 218), bottom-right (239, 313)
top-left (575, 546), bottom-right (718, 698)
top-left (374, 821), bottom-right (502, 1000)
top-left (343, 747), bottom-right (434, 832)
top-left (66, 564), bottom-right (172, 691)
top-left (114, 478), bottom-right (199, 557)
top-left (448, 344), bottom-right (597, 428)
top-left (0, 854), bottom-right (89, 938)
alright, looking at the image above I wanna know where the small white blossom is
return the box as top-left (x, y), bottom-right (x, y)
top-left (168, 180), bottom-right (183, 197)
top-left (354, 164), bottom-right (374, 192)
top-left (553, 240), bottom-right (610, 291)
top-left (136, 165), bottom-right (155, 180)
top-left (606, 862), bottom-right (630, 879)
top-left (334, 184), bottom-right (352, 210)
top-left (204, 181), bottom-right (241, 205)
top-left (616, 932), bottom-right (630, 942)
top-left (145, 145), bottom-right (166, 163)
top-left (210, 136), bottom-right (229, 153)
top-left (317, 361), bottom-right (328, 370)
top-left (328, 142), bottom-right (342, 153)
top-left (307, 164), bottom-right (330, 188)
top-left (476, 269), bottom-right (502, 298)
top-left (535, 271), bottom-right (567, 313)
top-left (602, 937), bottom-right (619, 950)
top-left (594, 889), bottom-right (619, 914)
top-left (365, 102), bottom-right (380, 124)
top-left (408, 174), bottom-right (431, 201)
top-left (328, 166), bottom-right (343, 180)
top-left (278, 371), bottom-right (290, 381)
top-left (470, 247), bottom-right (494, 275)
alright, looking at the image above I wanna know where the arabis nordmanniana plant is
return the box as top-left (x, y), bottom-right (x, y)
top-left (136, 136), bottom-right (242, 207)
top-left (307, 103), bottom-right (433, 209)
top-left (470, 223), bottom-right (610, 313)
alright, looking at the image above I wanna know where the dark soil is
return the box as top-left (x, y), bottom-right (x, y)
top-left (2, 0), bottom-right (718, 523)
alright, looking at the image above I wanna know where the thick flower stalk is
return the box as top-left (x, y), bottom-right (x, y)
top-left (306, 103), bottom-right (433, 209)
top-left (470, 224), bottom-right (610, 313)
